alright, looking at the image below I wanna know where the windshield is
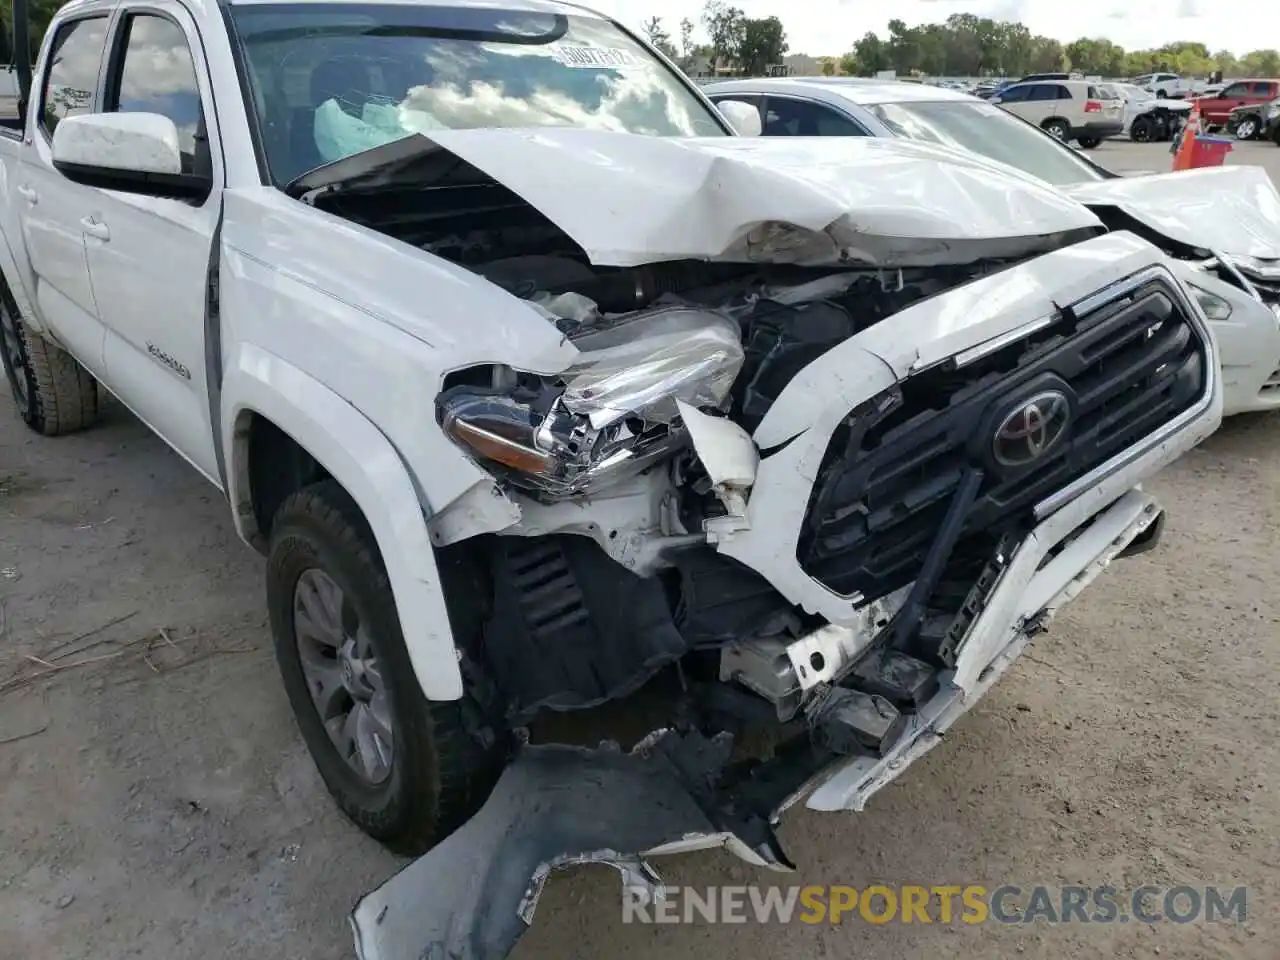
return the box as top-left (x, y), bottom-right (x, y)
top-left (869, 99), bottom-right (1107, 187)
top-left (229, 3), bottom-right (726, 184)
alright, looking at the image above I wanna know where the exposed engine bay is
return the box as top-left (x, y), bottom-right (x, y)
top-left (299, 140), bottom-right (1215, 960)
top-left (437, 255), bottom-right (976, 502)
top-left (421, 243), bottom-right (1012, 741)
top-left (312, 171), bottom-right (1197, 755)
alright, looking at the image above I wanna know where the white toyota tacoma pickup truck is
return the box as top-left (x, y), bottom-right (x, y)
top-left (0, 0), bottom-right (1222, 956)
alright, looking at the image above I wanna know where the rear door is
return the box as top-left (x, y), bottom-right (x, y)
top-left (1023, 83), bottom-right (1064, 127)
top-left (15, 13), bottom-right (113, 375)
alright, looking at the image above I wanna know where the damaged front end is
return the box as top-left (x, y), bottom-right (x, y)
top-left (305, 132), bottom-right (1220, 960)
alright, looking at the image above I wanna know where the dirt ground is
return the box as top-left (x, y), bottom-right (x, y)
top-left (2, 140), bottom-right (1279, 960)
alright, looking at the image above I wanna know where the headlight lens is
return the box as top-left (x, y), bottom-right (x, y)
top-left (1187, 283), bottom-right (1233, 321)
top-left (440, 308), bottom-right (745, 500)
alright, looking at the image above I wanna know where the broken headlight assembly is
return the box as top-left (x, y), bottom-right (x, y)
top-left (439, 307), bottom-right (745, 500)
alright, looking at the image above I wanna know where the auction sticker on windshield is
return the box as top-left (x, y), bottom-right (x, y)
top-left (550, 45), bottom-right (645, 69)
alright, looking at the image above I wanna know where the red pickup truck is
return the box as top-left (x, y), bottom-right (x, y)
top-left (1196, 78), bottom-right (1280, 127)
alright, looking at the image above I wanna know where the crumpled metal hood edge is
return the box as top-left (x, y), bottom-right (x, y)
top-left (409, 128), bottom-right (1105, 268)
top-left (1063, 165), bottom-right (1280, 261)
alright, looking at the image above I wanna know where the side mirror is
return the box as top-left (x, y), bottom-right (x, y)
top-left (51, 112), bottom-right (210, 201)
top-left (716, 99), bottom-right (763, 137)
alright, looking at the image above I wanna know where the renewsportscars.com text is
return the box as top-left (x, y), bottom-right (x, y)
top-left (622, 884), bottom-right (1248, 926)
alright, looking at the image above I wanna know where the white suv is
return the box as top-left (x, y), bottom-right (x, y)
top-left (995, 80), bottom-right (1125, 147)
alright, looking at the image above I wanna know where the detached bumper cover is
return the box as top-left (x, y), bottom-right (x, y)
top-left (350, 489), bottom-right (1188, 960)
top-left (351, 731), bottom-right (799, 960)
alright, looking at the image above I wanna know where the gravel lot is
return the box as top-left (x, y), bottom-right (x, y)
top-left (2, 140), bottom-right (1278, 960)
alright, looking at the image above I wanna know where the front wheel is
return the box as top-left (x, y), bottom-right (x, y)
top-left (0, 279), bottom-right (98, 435)
top-left (1129, 115), bottom-right (1155, 143)
top-left (1077, 137), bottom-right (1101, 149)
top-left (1234, 116), bottom-right (1259, 140)
top-left (1041, 119), bottom-right (1070, 141)
top-left (266, 480), bottom-right (507, 855)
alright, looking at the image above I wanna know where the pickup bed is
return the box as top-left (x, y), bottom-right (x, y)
top-left (0, 0), bottom-right (1222, 956)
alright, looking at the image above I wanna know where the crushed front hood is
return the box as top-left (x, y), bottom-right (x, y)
top-left (1064, 166), bottom-right (1280, 260)
top-left (309, 129), bottom-right (1103, 268)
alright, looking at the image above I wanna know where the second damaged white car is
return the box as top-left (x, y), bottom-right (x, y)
top-left (0, 1), bottom-right (1221, 957)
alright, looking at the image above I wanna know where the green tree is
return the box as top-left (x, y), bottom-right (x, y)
top-left (1212, 49), bottom-right (1241, 76)
top-left (838, 51), bottom-right (858, 76)
top-left (886, 19), bottom-right (921, 76)
top-left (1241, 49), bottom-right (1280, 77)
top-left (1066, 38), bottom-right (1126, 76)
top-left (999, 22), bottom-right (1034, 76)
top-left (678, 17), bottom-right (697, 67)
top-left (1028, 36), bottom-right (1066, 73)
top-left (702, 0), bottom-right (746, 73)
top-left (642, 17), bottom-right (678, 60)
top-left (852, 31), bottom-right (889, 74)
top-left (3, 0), bottom-right (64, 64)
top-left (738, 16), bottom-right (788, 76)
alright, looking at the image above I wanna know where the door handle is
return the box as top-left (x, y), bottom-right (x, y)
top-left (80, 216), bottom-right (110, 242)
top-left (17, 185), bottom-right (37, 205)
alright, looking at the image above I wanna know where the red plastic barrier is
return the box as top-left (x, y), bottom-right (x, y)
top-left (1189, 135), bottom-right (1233, 169)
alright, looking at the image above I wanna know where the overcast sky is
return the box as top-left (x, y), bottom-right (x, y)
top-left (587, 0), bottom-right (1277, 57)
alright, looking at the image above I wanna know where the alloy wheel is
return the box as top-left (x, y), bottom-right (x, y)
top-left (293, 568), bottom-right (395, 785)
top-left (1236, 118), bottom-right (1258, 140)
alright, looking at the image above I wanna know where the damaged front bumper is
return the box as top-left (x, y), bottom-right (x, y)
top-left (353, 248), bottom-right (1222, 959)
top-left (353, 486), bottom-right (1175, 960)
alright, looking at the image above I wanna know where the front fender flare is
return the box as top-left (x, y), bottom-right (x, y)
top-left (222, 342), bottom-right (463, 701)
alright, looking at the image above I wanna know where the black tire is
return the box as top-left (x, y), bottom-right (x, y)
top-left (266, 479), bottom-right (507, 855)
top-left (1041, 118), bottom-right (1070, 141)
top-left (1129, 116), bottom-right (1154, 143)
top-left (0, 276), bottom-right (99, 435)
top-left (1077, 137), bottom-right (1101, 149)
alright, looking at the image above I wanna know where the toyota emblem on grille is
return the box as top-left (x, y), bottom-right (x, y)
top-left (992, 390), bottom-right (1071, 468)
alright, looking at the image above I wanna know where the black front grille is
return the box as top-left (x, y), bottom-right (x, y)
top-left (798, 275), bottom-right (1207, 599)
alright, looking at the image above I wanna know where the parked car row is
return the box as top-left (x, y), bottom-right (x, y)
top-left (705, 77), bottom-right (1280, 418)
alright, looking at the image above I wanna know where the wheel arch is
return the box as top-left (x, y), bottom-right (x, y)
top-left (223, 342), bottom-right (465, 701)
